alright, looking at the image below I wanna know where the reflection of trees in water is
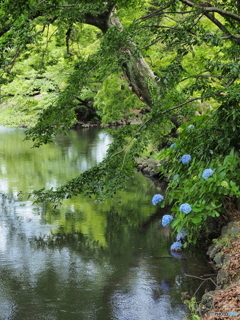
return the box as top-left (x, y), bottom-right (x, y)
top-left (0, 127), bottom-right (214, 319)
top-left (0, 127), bottom-right (113, 194)
top-left (0, 193), bottom-right (213, 320)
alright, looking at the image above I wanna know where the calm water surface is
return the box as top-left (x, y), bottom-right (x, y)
top-left (0, 126), bottom-right (214, 320)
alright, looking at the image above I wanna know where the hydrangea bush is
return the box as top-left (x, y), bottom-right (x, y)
top-left (154, 113), bottom-right (240, 246)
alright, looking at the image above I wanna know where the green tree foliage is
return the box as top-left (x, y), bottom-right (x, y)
top-left (1, 0), bottom-right (240, 244)
top-left (94, 73), bottom-right (144, 123)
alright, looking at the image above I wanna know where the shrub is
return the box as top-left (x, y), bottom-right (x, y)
top-left (155, 109), bottom-right (240, 246)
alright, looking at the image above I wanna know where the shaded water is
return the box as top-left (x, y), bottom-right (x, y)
top-left (0, 127), bottom-right (214, 320)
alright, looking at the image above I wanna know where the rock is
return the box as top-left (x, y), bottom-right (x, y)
top-left (197, 221), bottom-right (240, 317)
top-left (198, 291), bottom-right (215, 315)
top-left (220, 221), bottom-right (240, 238)
top-left (136, 157), bottom-right (162, 178)
top-left (207, 243), bottom-right (221, 260)
top-left (216, 267), bottom-right (229, 288)
top-left (213, 251), bottom-right (224, 267)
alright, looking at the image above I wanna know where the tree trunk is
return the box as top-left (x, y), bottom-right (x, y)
top-left (84, 7), bottom-right (158, 107)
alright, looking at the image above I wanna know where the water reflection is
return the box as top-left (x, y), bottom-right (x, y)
top-left (0, 126), bottom-right (214, 320)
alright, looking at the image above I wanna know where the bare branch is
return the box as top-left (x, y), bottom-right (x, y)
top-left (36, 0), bottom-right (48, 7)
top-left (181, 74), bottom-right (233, 83)
top-left (180, 0), bottom-right (240, 21)
top-left (138, 1), bottom-right (174, 21)
top-left (161, 97), bottom-right (201, 115)
top-left (140, 10), bottom-right (193, 21)
top-left (222, 77), bottom-right (238, 88)
top-left (179, 0), bottom-right (240, 44)
top-left (66, 27), bottom-right (74, 56)
top-left (184, 273), bottom-right (217, 296)
top-left (137, 24), bottom-right (199, 37)
top-left (202, 7), bottom-right (240, 23)
top-left (59, 4), bottom-right (76, 7)
top-left (29, 25), bottom-right (46, 38)
top-left (5, 47), bottom-right (21, 74)
top-left (180, 0), bottom-right (240, 38)
top-left (237, 0), bottom-right (240, 14)
top-left (204, 12), bottom-right (235, 38)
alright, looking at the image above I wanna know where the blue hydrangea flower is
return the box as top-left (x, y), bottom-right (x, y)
top-left (170, 241), bottom-right (182, 251)
top-left (169, 143), bottom-right (176, 148)
top-left (176, 232), bottom-right (186, 241)
top-left (181, 154), bottom-right (191, 164)
top-left (170, 251), bottom-right (183, 259)
top-left (202, 168), bottom-right (214, 179)
top-left (162, 214), bottom-right (173, 227)
top-left (180, 203), bottom-right (192, 214)
top-left (187, 124), bottom-right (194, 132)
top-left (152, 194), bottom-right (164, 205)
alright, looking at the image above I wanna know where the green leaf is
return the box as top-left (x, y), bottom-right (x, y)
top-left (191, 216), bottom-right (202, 224)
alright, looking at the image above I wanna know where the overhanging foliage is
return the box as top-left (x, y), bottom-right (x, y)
top-left (1, 0), bottom-right (240, 244)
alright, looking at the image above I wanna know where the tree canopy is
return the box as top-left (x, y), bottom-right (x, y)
top-left (1, 0), bottom-right (240, 245)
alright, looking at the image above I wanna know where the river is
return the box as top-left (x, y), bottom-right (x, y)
top-left (0, 126), bottom-right (214, 320)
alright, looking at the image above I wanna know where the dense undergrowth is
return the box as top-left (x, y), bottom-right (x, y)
top-left (150, 104), bottom-right (240, 247)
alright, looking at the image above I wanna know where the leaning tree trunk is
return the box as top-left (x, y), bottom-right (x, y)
top-left (83, 6), bottom-right (158, 107)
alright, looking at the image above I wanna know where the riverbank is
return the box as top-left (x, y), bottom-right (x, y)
top-left (199, 221), bottom-right (240, 320)
top-left (136, 157), bottom-right (240, 320)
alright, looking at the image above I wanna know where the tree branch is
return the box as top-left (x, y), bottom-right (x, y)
top-left (180, 0), bottom-right (240, 43)
top-left (138, 1), bottom-right (174, 21)
top-left (237, 0), bottom-right (240, 14)
top-left (66, 27), bottom-right (74, 56)
top-left (184, 273), bottom-right (217, 297)
top-left (180, 74), bottom-right (233, 83)
top-left (111, 118), bottom-right (151, 158)
top-left (222, 77), bottom-right (238, 88)
top-left (161, 97), bottom-right (201, 115)
top-left (137, 24), bottom-right (199, 37)
top-left (202, 7), bottom-right (240, 23)
top-left (204, 12), bottom-right (237, 39)
top-left (111, 97), bottom-right (201, 159)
